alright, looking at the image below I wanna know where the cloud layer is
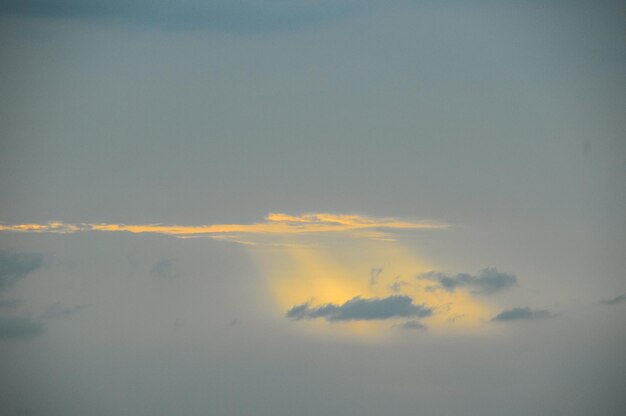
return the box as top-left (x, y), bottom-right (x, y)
top-left (0, 0), bottom-right (369, 32)
top-left (0, 213), bottom-right (447, 240)
top-left (286, 295), bottom-right (432, 322)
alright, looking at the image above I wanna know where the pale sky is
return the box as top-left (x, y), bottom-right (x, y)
top-left (1, 1), bottom-right (625, 415)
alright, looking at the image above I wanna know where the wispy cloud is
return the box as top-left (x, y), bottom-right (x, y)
top-left (419, 268), bottom-right (517, 294)
top-left (0, 298), bottom-right (21, 310)
top-left (389, 279), bottom-right (409, 293)
top-left (286, 295), bottom-right (432, 322)
top-left (398, 320), bottom-right (427, 330)
top-left (0, 213), bottom-right (447, 240)
top-left (369, 268), bottom-right (383, 285)
top-left (599, 294), bottom-right (626, 306)
top-left (150, 259), bottom-right (178, 279)
top-left (38, 303), bottom-right (89, 320)
top-left (0, 317), bottom-right (44, 340)
top-left (0, 251), bottom-right (43, 290)
top-left (491, 307), bottom-right (554, 322)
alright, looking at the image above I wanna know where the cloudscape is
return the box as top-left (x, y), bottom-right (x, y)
top-left (1, 1), bottom-right (625, 415)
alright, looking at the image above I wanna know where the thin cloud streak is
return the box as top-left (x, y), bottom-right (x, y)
top-left (491, 307), bottom-right (554, 322)
top-left (0, 213), bottom-right (448, 239)
top-left (599, 294), bottom-right (626, 306)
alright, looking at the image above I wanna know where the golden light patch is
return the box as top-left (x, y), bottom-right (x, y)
top-left (0, 213), bottom-right (492, 337)
top-left (250, 236), bottom-right (492, 338)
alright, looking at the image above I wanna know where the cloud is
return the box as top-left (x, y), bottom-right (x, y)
top-left (0, 302), bottom-right (88, 340)
top-left (0, 251), bottom-right (43, 290)
top-left (286, 295), bottom-right (432, 322)
top-left (0, 0), bottom-right (368, 32)
top-left (151, 259), bottom-right (178, 279)
top-left (491, 307), bottom-right (554, 322)
top-left (0, 317), bottom-right (44, 339)
top-left (398, 320), bottom-right (427, 330)
top-left (369, 268), bottom-right (383, 285)
top-left (389, 279), bottom-right (409, 293)
top-left (0, 298), bottom-right (21, 310)
top-left (38, 303), bottom-right (89, 320)
top-left (419, 268), bottom-right (517, 294)
top-left (0, 213), bottom-right (447, 240)
top-left (599, 294), bottom-right (626, 306)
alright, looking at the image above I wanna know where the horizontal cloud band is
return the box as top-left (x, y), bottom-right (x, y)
top-left (286, 295), bottom-right (432, 322)
top-left (0, 0), bottom-right (362, 32)
top-left (0, 213), bottom-right (447, 239)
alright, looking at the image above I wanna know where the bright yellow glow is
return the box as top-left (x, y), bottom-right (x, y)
top-left (1, 213), bottom-right (491, 338)
top-left (251, 236), bottom-right (492, 339)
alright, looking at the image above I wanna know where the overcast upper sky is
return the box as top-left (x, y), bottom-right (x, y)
top-left (1, 1), bottom-right (625, 415)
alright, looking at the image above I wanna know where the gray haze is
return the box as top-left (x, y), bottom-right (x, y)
top-left (1, 1), bottom-right (625, 415)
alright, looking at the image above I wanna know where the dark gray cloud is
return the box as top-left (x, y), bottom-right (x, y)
top-left (491, 307), bottom-right (554, 322)
top-left (399, 320), bottom-right (427, 330)
top-left (0, 0), bottom-right (366, 32)
top-left (286, 295), bottom-right (432, 322)
top-left (600, 294), bottom-right (626, 306)
top-left (151, 258), bottom-right (178, 279)
top-left (0, 251), bottom-right (43, 290)
top-left (38, 303), bottom-right (89, 320)
top-left (0, 317), bottom-right (44, 339)
top-left (419, 268), bottom-right (517, 294)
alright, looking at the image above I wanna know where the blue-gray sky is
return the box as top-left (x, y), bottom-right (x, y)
top-left (1, 1), bottom-right (625, 415)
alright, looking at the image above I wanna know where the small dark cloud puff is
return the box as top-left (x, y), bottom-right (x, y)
top-left (151, 259), bottom-right (178, 279)
top-left (399, 320), bottom-right (427, 330)
top-left (389, 279), bottom-right (408, 293)
top-left (491, 307), bottom-right (554, 322)
top-left (419, 268), bottom-right (517, 294)
top-left (286, 295), bottom-right (432, 322)
top-left (0, 317), bottom-right (44, 340)
top-left (0, 251), bottom-right (43, 290)
top-left (600, 294), bottom-right (626, 306)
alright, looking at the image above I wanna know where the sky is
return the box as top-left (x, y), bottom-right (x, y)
top-left (1, 1), bottom-right (625, 415)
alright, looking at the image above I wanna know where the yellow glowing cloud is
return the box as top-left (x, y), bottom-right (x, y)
top-left (0, 213), bottom-right (447, 238)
